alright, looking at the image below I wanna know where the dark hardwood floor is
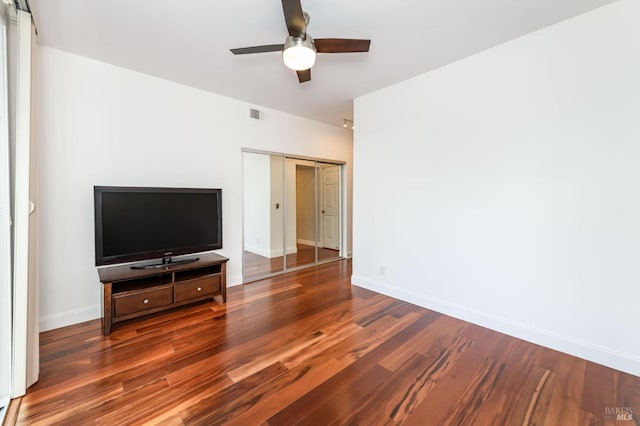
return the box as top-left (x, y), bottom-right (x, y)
top-left (16, 260), bottom-right (639, 425)
top-left (243, 243), bottom-right (340, 281)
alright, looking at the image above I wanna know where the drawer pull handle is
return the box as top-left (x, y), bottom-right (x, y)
top-left (197, 287), bottom-right (202, 291)
top-left (143, 299), bottom-right (149, 304)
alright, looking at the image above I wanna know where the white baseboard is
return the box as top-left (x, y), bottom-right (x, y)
top-left (351, 274), bottom-right (640, 377)
top-left (245, 245), bottom-right (298, 258)
top-left (296, 239), bottom-right (326, 248)
top-left (227, 274), bottom-right (243, 287)
top-left (286, 245), bottom-right (298, 255)
top-left (39, 305), bottom-right (101, 332)
top-left (270, 246), bottom-right (298, 257)
top-left (244, 245), bottom-right (271, 258)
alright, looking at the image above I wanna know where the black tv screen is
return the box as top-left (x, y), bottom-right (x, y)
top-left (94, 186), bottom-right (222, 266)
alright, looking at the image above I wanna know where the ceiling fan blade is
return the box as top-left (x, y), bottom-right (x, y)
top-left (297, 69), bottom-right (311, 83)
top-left (281, 0), bottom-right (306, 38)
top-left (315, 39), bottom-right (371, 53)
top-left (230, 44), bottom-right (284, 55)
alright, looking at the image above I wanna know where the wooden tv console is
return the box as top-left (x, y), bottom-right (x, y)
top-left (97, 252), bottom-right (228, 335)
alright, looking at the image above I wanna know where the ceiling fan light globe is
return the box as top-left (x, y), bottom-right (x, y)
top-left (283, 36), bottom-right (316, 71)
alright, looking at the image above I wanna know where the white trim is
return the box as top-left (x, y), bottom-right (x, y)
top-left (11, 9), bottom-right (32, 398)
top-left (340, 164), bottom-right (348, 259)
top-left (296, 239), bottom-right (316, 247)
top-left (275, 245), bottom-right (298, 256)
top-left (39, 305), bottom-right (101, 332)
top-left (244, 245), bottom-right (271, 258)
top-left (351, 274), bottom-right (640, 377)
top-left (241, 148), bottom-right (346, 166)
top-left (0, 12), bottom-right (12, 404)
top-left (226, 274), bottom-right (243, 287)
top-left (244, 245), bottom-right (298, 259)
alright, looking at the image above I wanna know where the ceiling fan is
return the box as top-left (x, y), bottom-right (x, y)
top-left (230, 0), bottom-right (371, 83)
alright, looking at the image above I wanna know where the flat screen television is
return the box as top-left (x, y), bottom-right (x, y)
top-left (94, 186), bottom-right (222, 267)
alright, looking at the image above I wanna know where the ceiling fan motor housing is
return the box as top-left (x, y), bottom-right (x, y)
top-left (282, 35), bottom-right (316, 70)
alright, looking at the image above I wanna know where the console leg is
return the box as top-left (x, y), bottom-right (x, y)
top-left (221, 263), bottom-right (227, 303)
top-left (103, 282), bottom-right (113, 336)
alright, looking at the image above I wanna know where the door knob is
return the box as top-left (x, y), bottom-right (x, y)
top-left (322, 210), bottom-right (325, 214)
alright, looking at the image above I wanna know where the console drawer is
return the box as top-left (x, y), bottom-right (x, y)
top-left (113, 285), bottom-right (173, 317)
top-left (174, 274), bottom-right (221, 303)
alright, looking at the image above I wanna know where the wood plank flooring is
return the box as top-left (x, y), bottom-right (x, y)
top-left (243, 243), bottom-right (340, 281)
top-left (16, 260), bottom-right (640, 425)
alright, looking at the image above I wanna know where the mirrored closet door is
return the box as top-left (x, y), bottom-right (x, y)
top-left (242, 152), bottom-right (285, 280)
top-left (285, 158), bottom-right (316, 271)
top-left (242, 151), bottom-right (343, 282)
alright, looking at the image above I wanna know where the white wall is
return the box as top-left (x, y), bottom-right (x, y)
top-left (35, 46), bottom-right (352, 331)
top-left (353, 0), bottom-right (640, 376)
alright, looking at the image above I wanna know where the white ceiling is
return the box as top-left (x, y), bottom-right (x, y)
top-left (29, 0), bottom-right (617, 127)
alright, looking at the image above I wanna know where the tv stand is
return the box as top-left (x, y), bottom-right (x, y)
top-left (97, 252), bottom-right (228, 335)
top-left (130, 256), bottom-right (200, 270)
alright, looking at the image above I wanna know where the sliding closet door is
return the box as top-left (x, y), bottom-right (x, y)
top-left (242, 150), bottom-right (344, 282)
top-left (285, 158), bottom-right (317, 270)
top-left (242, 152), bottom-right (285, 281)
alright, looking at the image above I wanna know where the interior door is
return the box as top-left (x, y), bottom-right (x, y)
top-left (320, 164), bottom-right (340, 252)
